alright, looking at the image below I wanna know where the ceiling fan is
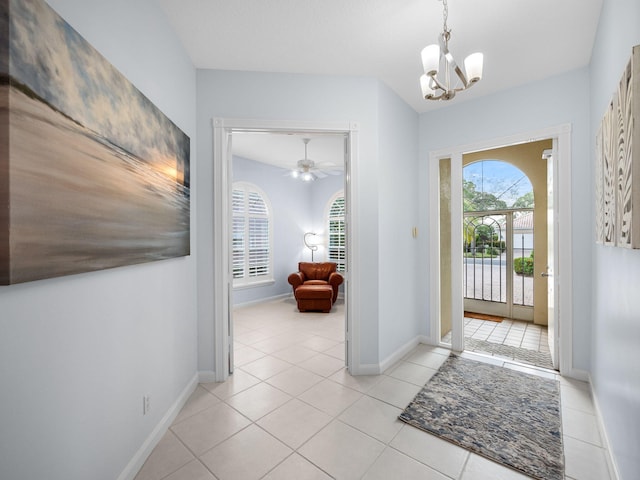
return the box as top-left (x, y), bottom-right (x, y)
top-left (289, 138), bottom-right (341, 182)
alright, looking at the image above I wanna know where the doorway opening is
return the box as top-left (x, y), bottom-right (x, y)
top-left (430, 127), bottom-right (573, 374)
top-left (212, 119), bottom-right (360, 382)
top-left (230, 131), bottom-right (347, 374)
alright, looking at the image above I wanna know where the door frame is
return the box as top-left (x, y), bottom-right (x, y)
top-left (212, 118), bottom-right (360, 381)
top-left (428, 124), bottom-right (574, 376)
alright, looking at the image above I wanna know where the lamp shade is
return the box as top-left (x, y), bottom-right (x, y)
top-left (420, 74), bottom-right (436, 99)
top-left (421, 44), bottom-right (440, 76)
top-left (464, 52), bottom-right (484, 83)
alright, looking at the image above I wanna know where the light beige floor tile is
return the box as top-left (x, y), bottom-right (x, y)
top-left (226, 382), bottom-right (292, 421)
top-left (234, 345), bottom-right (267, 366)
top-left (257, 398), bottom-right (332, 449)
top-left (298, 420), bottom-right (385, 479)
top-left (162, 460), bottom-right (216, 480)
top-left (173, 386), bottom-right (221, 425)
top-left (134, 431), bottom-right (194, 480)
top-left (251, 336), bottom-right (297, 355)
top-left (322, 343), bottom-right (346, 361)
top-left (262, 453), bottom-right (332, 480)
top-left (562, 407), bottom-right (602, 446)
top-left (561, 384), bottom-right (596, 414)
top-left (271, 345), bottom-right (319, 364)
top-left (266, 366), bottom-right (324, 397)
top-left (170, 403), bottom-right (251, 455)
top-left (328, 368), bottom-right (383, 393)
top-left (362, 447), bottom-right (450, 480)
top-left (201, 369), bottom-right (261, 400)
top-left (298, 378), bottom-right (362, 416)
top-left (235, 329), bottom-right (273, 346)
top-left (460, 453), bottom-right (531, 480)
top-left (298, 353), bottom-right (345, 377)
top-left (200, 425), bottom-right (292, 480)
top-left (366, 376), bottom-right (422, 409)
top-left (387, 361), bottom-right (437, 386)
top-left (240, 355), bottom-right (293, 380)
top-left (403, 348), bottom-right (449, 370)
top-left (390, 425), bottom-right (469, 479)
top-left (299, 335), bottom-right (340, 352)
top-left (338, 395), bottom-right (404, 443)
top-left (563, 435), bottom-right (611, 480)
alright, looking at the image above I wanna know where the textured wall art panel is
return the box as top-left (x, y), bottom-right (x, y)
top-left (596, 45), bottom-right (639, 248)
top-left (0, 0), bottom-right (191, 284)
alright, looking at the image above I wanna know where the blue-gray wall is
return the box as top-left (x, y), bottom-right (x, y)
top-left (196, 70), bottom-right (421, 368)
top-left (231, 156), bottom-right (343, 305)
top-left (0, 1), bottom-right (197, 479)
top-left (590, 0), bottom-right (640, 477)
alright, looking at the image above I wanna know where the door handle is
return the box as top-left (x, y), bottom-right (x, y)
top-left (541, 272), bottom-right (552, 277)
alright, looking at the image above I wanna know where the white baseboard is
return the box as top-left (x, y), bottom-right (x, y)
top-left (233, 292), bottom-right (290, 308)
top-left (349, 336), bottom-right (431, 376)
top-left (588, 374), bottom-right (621, 480)
top-left (563, 366), bottom-right (589, 382)
top-left (117, 373), bottom-right (199, 480)
top-left (379, 336), bottom-right (424, 374)
top-left (351, 363), bottom-right (380, 375)
top-left (198, 370), bottom-right (217, 384)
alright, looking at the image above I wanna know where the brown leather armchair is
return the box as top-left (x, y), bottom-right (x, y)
top-left (288, 262), bottom-right (343, 303)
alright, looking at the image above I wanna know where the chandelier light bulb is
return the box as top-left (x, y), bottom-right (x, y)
top-left (421, 44), bottom-right (440, 76)
top-left (464, 52), bottom-right (484, 83)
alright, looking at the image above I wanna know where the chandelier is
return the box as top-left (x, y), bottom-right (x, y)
top-left (420, 0), bottom-right (483, 101)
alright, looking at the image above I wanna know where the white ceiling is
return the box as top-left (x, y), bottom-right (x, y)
top-left (157, 0), bottom-right (603, 167)
top-left (232, 131), bottom-right (346, 172)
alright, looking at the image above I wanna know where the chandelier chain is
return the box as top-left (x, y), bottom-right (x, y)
top-left (441, 0), bottom-right (449, 35)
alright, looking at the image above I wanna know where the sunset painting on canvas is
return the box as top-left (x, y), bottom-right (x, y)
top-left (0, 0), bottom-right (190, 284)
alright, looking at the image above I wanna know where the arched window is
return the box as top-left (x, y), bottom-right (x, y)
top-left (463, 160), bottom-right (534, 212)
top-left (325, 191), bottom-right (345, 273)
top-left (232, 182), bottom-right (273, 287)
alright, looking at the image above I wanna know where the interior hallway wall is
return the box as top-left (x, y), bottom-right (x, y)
top-left (196, 70), bottom-right (421, 373)
top-left (0, 1), bottom-right (198, 480)
top-left (589, 0), bottom-right (640, 477)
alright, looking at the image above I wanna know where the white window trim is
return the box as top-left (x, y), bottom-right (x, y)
top-left (324, 190), bottom-right (346, 272)
top-left (232, 181), bottom-right (274, 288)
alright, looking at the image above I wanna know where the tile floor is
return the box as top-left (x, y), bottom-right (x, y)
top-left (134, 298), bottom-right (612, 480)
top-left (442, 316), bottom-right (554, 369)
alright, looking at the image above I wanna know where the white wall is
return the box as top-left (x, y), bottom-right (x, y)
top-left (590, 0), bottom-right (640, 477)
top-left (196, 69), bottom-right (422, 370)
top-left (418, 68), bottom-right (592, 372)
top-left (0, 1), bottom-right (197, 479)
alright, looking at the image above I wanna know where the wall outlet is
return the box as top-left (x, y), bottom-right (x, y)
top-left (143, 395), bottom-right (151, 415)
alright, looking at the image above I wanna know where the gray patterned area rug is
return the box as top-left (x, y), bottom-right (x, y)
top-left (399, 354), bottom-right (564, 480)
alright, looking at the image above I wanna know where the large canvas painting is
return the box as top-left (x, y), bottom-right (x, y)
top-left (596, 45), bottom-right (639, 248)
top-left (0, 0), bottom-right (190, 284)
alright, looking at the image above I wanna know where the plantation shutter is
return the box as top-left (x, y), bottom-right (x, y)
top-left (328, 196), bottom-right (346, 272)
top-left (232, 190), bottom-right (245, 279)
top-left (247, 191), bottom-right (269, 277)
top-left (232, 185), bottom-right (271, 284)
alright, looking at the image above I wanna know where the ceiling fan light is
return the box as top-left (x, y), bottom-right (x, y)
top-left (464, 52), bottom-right (484, 83)
top-left (302, 172), bottom-right (313, 182)
top-left (421, 44), bottom-right (440, 76)
top-left (420, 74), bottom-right (436, 99)
top-left (291, 170), bottom-right (299, 178)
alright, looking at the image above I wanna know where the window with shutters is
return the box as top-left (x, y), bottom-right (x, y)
top-left (326, 191), bottom-right (346, 273)
top-left (232, 182), bottom-right (273, 287)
